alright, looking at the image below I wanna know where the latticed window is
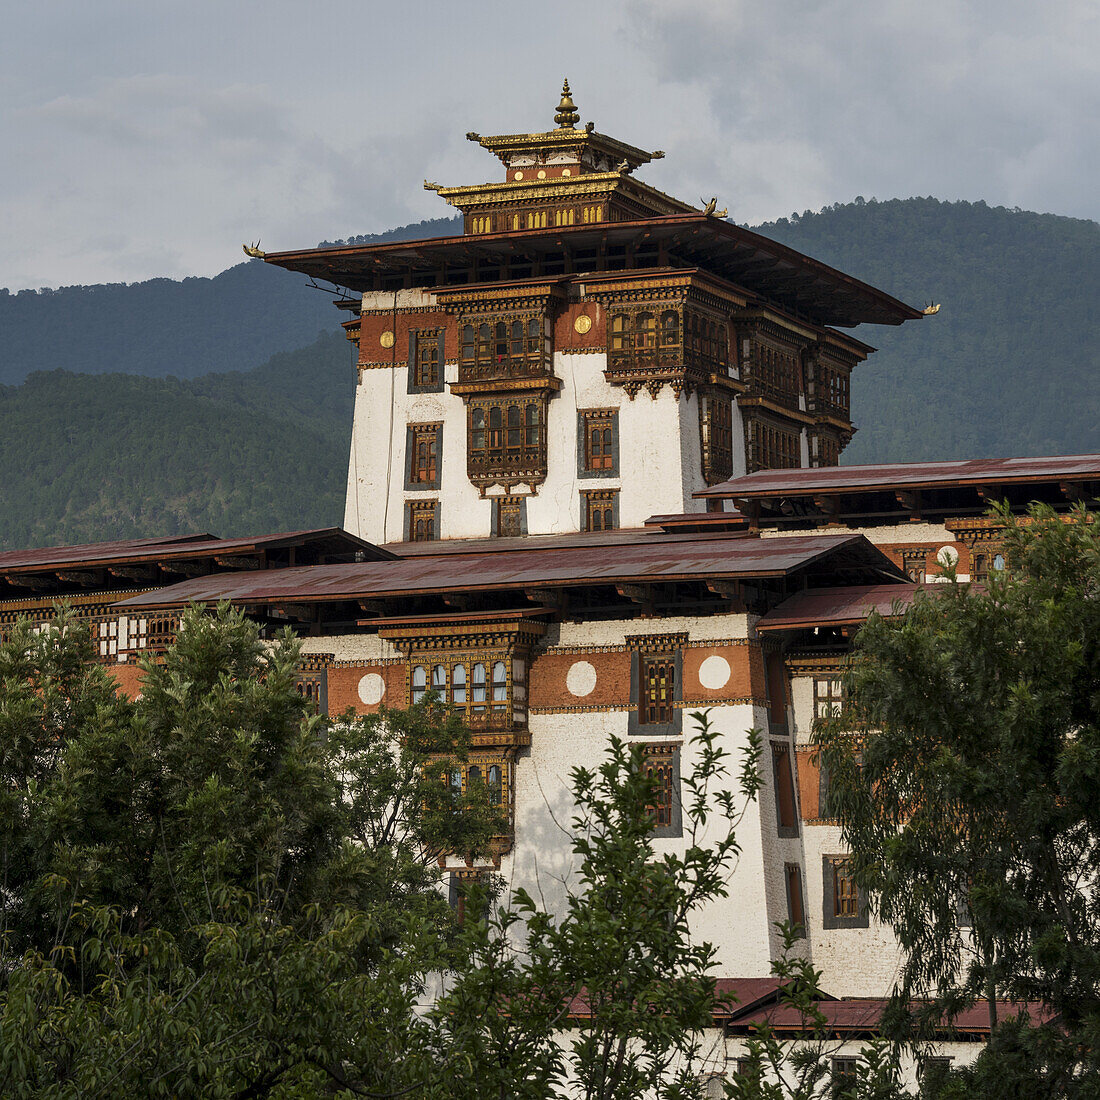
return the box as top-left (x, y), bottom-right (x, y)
top-left (408, 424), bottom-right (440, 486)
top-left (495, 497), bottom-right (524, 537)
top-left (409, 658), bottom-right (518, 723)
top-left (643, 744), bottom-right (677, 828)
top-left (468, 398), bottom-right (545, 478)
top-left (701, 393), bottom-right (733, 483)
top-left (408, 500), bottom-right (438, 542)
top-left (749, 420), bottom-right (801, 471)
top-left (831, 858), bottom-right (859, 918)
top-left (814, 676), bottom-right (845, 721)
top-left (582, 489), bottom-right (617, 531)
top-left (640, 655), bottom-right (676, 725)
top-left (581, 410), bottom-right (616, 473)
top-left (460, 315), bottom-right (548, 381)
top-left (414, 333), bottom-right (441, 388)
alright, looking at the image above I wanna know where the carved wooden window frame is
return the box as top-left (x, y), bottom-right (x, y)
top-left (406, 499), bottom-right (439, 542)
top-left (700, 391), bottom-right (734, 484)
top-left (467, 396), bottom-right (547, 482)
top-left (578, 409), bottom-right (619, 477)
top-left (407, 329), bottom-right (445, 394)
top-left (406, 423), bottom-right (442, 490)
top-left (822, 855), bottom-right (868, 929)
top-left (408, 653), bottom-right (528, 730)
top-left (492, 496), bottom-right (527, 538)
top-left (459, 314), bottom-right (550, 382)
top-left (581, 488), bottom-right (618, 532)
top-left (637, 741), bottom-right (682, 838)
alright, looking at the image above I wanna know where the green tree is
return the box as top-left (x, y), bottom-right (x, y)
top-left (816, 502), bottom-right (1100, 1096)
top-left (0, 603), bottom-right (500, 1098)
top-left (431, 712), bottom-right (763, 1100)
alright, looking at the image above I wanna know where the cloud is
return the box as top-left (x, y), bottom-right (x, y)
top-left (0, 0), bottom-right (1097, 289)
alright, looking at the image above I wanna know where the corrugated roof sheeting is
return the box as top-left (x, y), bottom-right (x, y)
top-left (113, 532), bottom-right (898, 610)
top-left (698, 453), bottom-right (1100, 499)
top-left (756, 584), bottom-right (925, 631)
top-left (0, 528), bottom-right (386, 573)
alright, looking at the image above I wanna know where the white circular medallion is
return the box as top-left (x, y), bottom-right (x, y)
top-left (537, 169), bottom-right (546, 179)
top-left (566, 660), bottom-right (597, 698)
top-left (357, 672), bottom-right (385, 706)
top-left (698, 654), bottom-right (731, 691)
top-left (514, 171), bottom-right (524, 180)
top-left (937, 545), bottom-right (959, 568)
top-left (562, 168), bottom-right (571, 177)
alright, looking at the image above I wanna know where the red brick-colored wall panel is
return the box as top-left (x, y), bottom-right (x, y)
top-left (876, 540), bottom-right (970, 577)
top-left (358, 310), bottom-right (453, 367)
top-left (325, 663), bottom-right (404, 716)
top-left (681, 645), bottom-right (756, 701)
top-left (555, 303), bottom-right (605, 354)
top-left (747, 642), bottom-right (767, 700)
top-left (796, 747), bottom-right (821, 821)
top-left (529, 649), bottom-right (631, 710)
top-left (107, 662), bottom-right (146, 700)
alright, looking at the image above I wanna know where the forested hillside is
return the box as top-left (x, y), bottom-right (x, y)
top-left (757, 198), bottom-right (1100, 462)
top-left (0, 217), bottom-right (460, 386)
top-left (0, 199), bottom-right (1096, 549)
top-left (0, 332), bottom-right (352, 549)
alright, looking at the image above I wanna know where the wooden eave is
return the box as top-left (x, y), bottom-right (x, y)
top-left (262, 214), bottom-right (922, 329)
top-left (475, 127), bottom-right (655, 169)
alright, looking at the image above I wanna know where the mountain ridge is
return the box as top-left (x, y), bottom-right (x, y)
top-left (1, 197), bottom-right (1096, 549)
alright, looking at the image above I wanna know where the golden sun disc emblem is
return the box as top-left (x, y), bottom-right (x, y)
top-left (379, 331), bottom-right (395, 348)
top-left (574, 315), bottom-right (593, 335)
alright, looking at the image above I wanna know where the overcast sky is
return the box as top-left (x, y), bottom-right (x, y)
top-left (3, 0), bottom-right (1098, 291)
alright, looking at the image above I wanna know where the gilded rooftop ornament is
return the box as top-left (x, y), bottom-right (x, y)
top-left (554, 79), bottom-right (580, 129)
top-left (242, 241), bottom-right (265, 258)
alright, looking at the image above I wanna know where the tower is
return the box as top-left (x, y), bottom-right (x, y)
top-left (264, 82), bottom-right (918, 545)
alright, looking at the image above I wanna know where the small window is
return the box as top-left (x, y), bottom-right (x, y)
top-left (491, 660), bottom-right (507, 712)
top-left (814, 676), bottom-right (845, 721)
top-left (411, 665), bottom-right (427, 703)
top-left (638, 743), bottom-right (682, 838)
top-left (493, 496), bottom-right (526, 538)
top-left (407, 423), bottom-right (442, 489)
top-left (640, 655), bottom-right (675, 726)
top-left (823, 855), bottom-right (868, 929)
top-left (582, 488), bottom-right (618, 532)
top-left (578, 409), bottom-right (618, 477)
top-left (452, 663), bottom-right (467, 704)
top-left (831, 1057), bottom-right (860, 1096)
top-left (471, 663), bottom-right (487, 711)
top-left (407, 329), bottom-right (444, 393)
top-left (785, 863), bottom-right (806, 936)
top-left (407, 500), bottom-right (439, 542)
top-left (918, 1056), bottom-right (953, 1090)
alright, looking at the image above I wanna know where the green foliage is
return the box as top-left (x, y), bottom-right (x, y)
top-left (0, 329), bottom-right (354, 549)
top-left (2, 201), bottom-right (1098, 550)
top-left (432, 713), bottom-right (762, 1100)
top-left (0, 603), bottom-right (500, 1097)
top-left (757, 198), bottom-right (1100, 463)
top-left (816, 503), bottom-right (1100, 1096)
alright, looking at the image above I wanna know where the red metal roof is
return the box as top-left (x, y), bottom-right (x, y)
top-left (697, 453), bottom-right (1100, 499)
top-left (726, 997), bottom-right (1053, 1036)
top-left (756, 583), bottom-right (923, 631)
top-left (112, 532), bottom-right (893, 611)
top-left (0, 528), bottom-right (386, 574)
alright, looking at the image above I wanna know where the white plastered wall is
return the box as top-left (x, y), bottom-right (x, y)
top-left (344, 330), bottom-right (723, 543)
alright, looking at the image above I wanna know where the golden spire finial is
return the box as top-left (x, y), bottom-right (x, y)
top-left (554, 78), bottom-right (579, 129)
